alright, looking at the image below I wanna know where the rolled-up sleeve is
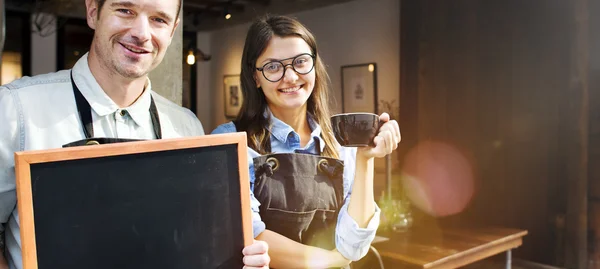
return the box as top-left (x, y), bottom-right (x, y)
top-left (250, 188), bottom-right (266, 238)
top-left (0, 87), bottom-right (19, 236)
top-left (335, 199), bottom-right (380, 261)
top-left (334, 147), bottom-right (381, 261)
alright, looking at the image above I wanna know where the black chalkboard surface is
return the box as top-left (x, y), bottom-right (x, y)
top-left (14, 133), bottom-right (252, 269)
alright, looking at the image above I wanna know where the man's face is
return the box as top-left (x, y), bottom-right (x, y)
top-left (86, 0), bottom-right (180, 79)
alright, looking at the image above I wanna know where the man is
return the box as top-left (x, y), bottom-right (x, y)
top-left (0, 0), bottom-right (269, 268)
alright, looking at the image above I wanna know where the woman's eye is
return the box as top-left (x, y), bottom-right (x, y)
top-left (265, 63), bottom-right (281, 72)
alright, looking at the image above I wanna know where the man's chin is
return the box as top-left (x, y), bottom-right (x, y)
top-left (117, 66), bottom-right (149, 79)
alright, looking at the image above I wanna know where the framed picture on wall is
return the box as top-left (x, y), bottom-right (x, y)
top-left (341, 63), bottom-right (378, 113)
top-left (224, 75), bottom-right (243, 119)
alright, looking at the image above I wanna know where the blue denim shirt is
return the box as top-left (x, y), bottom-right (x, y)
top-left (211, 113), bottom-right (380, 261)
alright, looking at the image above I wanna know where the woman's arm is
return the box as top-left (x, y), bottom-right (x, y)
top-left (347, 154), bottom-right (376, 227)
top-left (257, 230), bottom-right (350, 269)
top-left (333, 113), bottom-right (400, 260)
top-left (348, 113), bottom-right (400, 227)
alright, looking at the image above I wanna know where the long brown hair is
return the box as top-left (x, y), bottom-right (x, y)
top-left (234, 15), bottom-right (339, 159)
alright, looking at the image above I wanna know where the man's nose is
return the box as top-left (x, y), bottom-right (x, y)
top-left (130, 16), bottom-right (151, 43)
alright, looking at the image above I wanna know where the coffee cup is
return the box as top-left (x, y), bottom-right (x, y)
top-left (331, 113), bottom-right (383, 147)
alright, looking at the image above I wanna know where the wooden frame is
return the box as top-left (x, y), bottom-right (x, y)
top-left (223, 74), bottom-right (243, 119)
top-left (341, 63), bottom-right (378, 113)
top-left (14, 133), bottom-right (252, 269)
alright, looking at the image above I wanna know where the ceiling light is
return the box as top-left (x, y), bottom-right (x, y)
top-left (187, 50), bottom-right (195, 65)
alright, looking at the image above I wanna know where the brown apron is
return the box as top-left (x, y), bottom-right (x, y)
top-left (253, 138), bottom-right (347, 268)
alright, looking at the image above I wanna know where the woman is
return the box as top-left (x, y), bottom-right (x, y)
top-left (212, 15), bottom-right (401, 268)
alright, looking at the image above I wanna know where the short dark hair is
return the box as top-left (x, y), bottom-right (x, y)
top-left (96, 0), bottom-right (182, 21)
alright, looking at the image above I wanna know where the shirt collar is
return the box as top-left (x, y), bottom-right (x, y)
top-left (266, 109), bottom-right (326, 152)
top-left (71, 53), bottom-right (153, 129)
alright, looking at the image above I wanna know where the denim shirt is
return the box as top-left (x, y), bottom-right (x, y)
top-left (0, 53), bottom-right (205, 269)
top-left (212, 113), bottom-right (380, 261)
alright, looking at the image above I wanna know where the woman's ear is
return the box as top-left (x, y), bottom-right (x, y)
top-left (253, 73), bottom-right (260, 88)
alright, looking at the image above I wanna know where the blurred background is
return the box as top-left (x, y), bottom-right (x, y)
top-left (1, 0), bottom-right (598, 268)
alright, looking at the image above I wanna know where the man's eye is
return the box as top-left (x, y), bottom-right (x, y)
top-left (117, 9), bottom-right (133, 15)
top-left (154, 18), bottom-right (167, 24)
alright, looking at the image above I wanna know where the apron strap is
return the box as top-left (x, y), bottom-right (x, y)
top-left (70, 70), bottom-right (162, 139)
top-left (71, 71), bottom-right (94, 138)
top-left (149, 98), bottom-right (162, 139)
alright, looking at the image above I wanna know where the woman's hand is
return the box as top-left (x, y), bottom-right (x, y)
top-left (242, 240), bottom-right (270, 268)
top-left (357, 112), bottom-right (401, 159)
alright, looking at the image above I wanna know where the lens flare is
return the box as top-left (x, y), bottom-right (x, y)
top-left (401, 141), bottom-right (475, 217)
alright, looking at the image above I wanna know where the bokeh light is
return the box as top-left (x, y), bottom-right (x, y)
top-left (401, 141), bottom-right (475, 217)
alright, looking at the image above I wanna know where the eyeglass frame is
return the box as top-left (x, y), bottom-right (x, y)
top-left (255, 53), bottom-right (316, 82)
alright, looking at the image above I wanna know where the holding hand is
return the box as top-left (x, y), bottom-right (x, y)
top-left (357, 112), bottom-right (401, 159)
top-left (242, 240), bottom-right (270, 269)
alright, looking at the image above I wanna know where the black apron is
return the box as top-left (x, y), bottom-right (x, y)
top-left (253, 138), bottom-right (347, 267)
top-left (63, 71), bottom-right (162, 148)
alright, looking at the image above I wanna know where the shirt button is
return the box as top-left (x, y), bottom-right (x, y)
top-left (120, 110), bottom-right (127, 116)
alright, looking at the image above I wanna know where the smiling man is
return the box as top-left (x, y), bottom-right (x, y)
top-left (0, 0), bottom-right (269, 268)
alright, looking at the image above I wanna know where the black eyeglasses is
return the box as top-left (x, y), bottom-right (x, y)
top-left (256, 53), bottom-right (316, 82)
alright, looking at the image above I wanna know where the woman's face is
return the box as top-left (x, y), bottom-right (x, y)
top-left (254, 36), bottom-right (316, 114)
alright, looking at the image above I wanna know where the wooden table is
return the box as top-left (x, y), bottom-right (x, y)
top-left (371, 227), bottom-right (528, 269)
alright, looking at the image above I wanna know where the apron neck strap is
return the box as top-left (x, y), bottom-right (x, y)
top-left (70, 70), bottom-right (162, 139)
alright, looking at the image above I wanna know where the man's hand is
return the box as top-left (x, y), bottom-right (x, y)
top-left (242, 240), bottom-right (270, 269)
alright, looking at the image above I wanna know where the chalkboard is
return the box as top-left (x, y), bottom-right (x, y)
top-left (14, 133), bottom-right (252, 269)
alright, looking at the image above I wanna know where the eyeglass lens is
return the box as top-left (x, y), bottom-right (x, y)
top-left (261, 54), bottom-right (314, 82)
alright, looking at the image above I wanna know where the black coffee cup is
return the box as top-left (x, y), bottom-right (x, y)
top-left (331, 113), bottom-right (383, 147)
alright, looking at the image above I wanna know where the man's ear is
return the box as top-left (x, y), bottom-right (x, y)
top-left (170, 18), bottom-right (180, 39)
top-left (85, 0), bottom-right (99, 30)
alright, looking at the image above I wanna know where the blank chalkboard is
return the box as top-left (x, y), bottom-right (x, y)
top-left (14, 133), bottom-right (252, 269)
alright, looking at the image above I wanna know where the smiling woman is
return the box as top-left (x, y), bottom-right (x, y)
top-left (211, 14), bottom-right (402, 269)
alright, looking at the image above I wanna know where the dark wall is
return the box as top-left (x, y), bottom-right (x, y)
top-left (400, 0), bottom-right (593, 267)
top-left (588, 0), bottom-right (600, 266)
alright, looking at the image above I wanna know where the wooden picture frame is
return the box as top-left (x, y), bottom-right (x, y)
top-left (341, 63), bottom-right (378, 113)
top-left (15, 133), bottom-right (252, 269)
top-left (223, 75), bottom-right (243, 119)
